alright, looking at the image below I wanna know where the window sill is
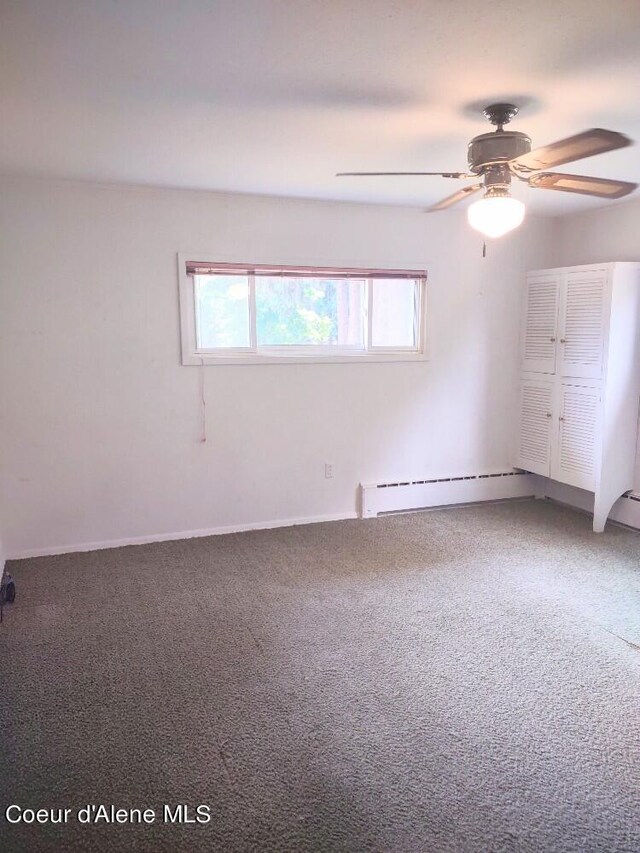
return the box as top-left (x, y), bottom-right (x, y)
top-left (183, 351), bottom-right (428, 366)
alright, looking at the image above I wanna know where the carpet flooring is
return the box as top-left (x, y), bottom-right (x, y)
top-left (2, 498), bottom-right (640, 852)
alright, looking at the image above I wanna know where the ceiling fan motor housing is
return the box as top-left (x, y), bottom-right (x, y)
top-left (468, 131), bottom-right (531, 173)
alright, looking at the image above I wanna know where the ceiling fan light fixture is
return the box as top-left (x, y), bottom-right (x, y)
top-left (467, 190), bottom-right (525, 239)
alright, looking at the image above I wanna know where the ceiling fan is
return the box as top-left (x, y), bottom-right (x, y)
top-left (337, 104), bottom-right (637, 238)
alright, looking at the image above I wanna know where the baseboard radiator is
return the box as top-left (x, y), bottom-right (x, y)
top-left (540, 479), bottom-right (640, 531)
top-left (616, 493), bottom-right (640, 529)
top-left (360, 470), bottom-right (536, 518)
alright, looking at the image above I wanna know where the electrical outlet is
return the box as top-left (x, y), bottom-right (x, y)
top-left (324, 462), bottom-right (334, 479)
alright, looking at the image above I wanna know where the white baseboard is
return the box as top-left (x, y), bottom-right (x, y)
top-left (8, 511), bottom-right (359, 561)
top-left (14, 474), bottom-right (634, 561)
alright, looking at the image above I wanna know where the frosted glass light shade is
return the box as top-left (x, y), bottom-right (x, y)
top-left (467, 196), bottom-right (525, 238)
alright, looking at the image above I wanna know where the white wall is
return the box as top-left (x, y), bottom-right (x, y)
top-left (552, 197), bottom-right (640, 268)
top-left (0, 177), bottom-right (554, 557)
top-left (553, 197), bottom-right (640, 492)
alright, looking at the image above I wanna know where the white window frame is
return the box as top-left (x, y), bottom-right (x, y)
top-left (178, 253), bottom-right (428, 365)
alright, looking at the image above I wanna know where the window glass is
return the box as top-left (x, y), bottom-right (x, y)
top-left (195, 275), bottom-right (250, 349)
top-left (371, 279), bottom-right (417, 348)
top-left (256, 277), bottom-right (365, 347)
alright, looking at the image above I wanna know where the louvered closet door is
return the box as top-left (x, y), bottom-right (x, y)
top-left (558, 270), bottom-right (608, 379)
top-left (520, 274), bottom-right (561, 374)
top-left (515, 379), bottom-right (554, 476)
top-left (551, 384), bottom-right (600, 490)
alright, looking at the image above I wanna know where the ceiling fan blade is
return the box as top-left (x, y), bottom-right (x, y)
top-left (427, 184), bottom-right (483, 211)
top-left (336, 171), bottom-right (474, 178)
top-left (528, 172), bottom-right (637, 199)
top-left (511, 129), bottom-right (632, 172)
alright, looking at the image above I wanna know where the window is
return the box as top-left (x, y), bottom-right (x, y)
top-left (178, 256), bottom-right (427, 365)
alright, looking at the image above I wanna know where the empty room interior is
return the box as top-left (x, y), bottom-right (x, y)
top-left (2, 2), bottom-right (640, 851)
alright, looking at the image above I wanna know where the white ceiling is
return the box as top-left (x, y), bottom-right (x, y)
top-left (2, 0), bottom-right (640, 214)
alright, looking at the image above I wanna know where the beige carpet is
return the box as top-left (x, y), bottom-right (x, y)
top-left (2, 498), bottom-right (640, 852)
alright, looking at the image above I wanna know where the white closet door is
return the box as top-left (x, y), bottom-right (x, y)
top-left (552, 384), bottom-right (600, 490)
top-left (515, 379), bottom-right (555, 476)
top-left (520, 274), bottom-right (561, 374)
top-left (558, 269), bottom-right (608, 379)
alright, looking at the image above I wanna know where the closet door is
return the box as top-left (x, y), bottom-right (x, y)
top-left (551, 383), bottom-right (601, 490)
top-left (515, 379), bottom-right (555, 476)
top-left (520, 273), bottom-right (561, 374)
top-left (557, 269), bottom-right (608, 379)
